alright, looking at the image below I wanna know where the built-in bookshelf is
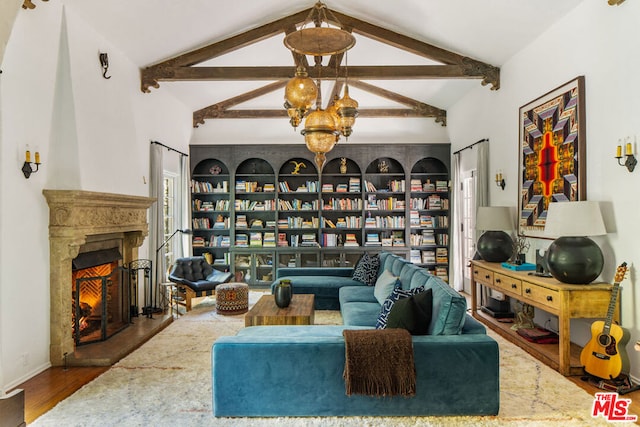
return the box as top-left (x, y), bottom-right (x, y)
top-left (189, 144), bottom-right (450, 284)
top-left (408, 157), bottom-right (450, 282)
top-left (190, 159), bottom-right (232, 270)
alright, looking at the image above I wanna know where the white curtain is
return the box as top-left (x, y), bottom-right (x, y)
top-left (177, 154), bottom-right (191, 257)
top-left (149, 143), bottom-right (164, 311)
top-left (475, 141), bottom-right (490, 241)
top-left (451, 152), bottom-right (463, 291)
top-left (476, 140), bottom-right (492, 306)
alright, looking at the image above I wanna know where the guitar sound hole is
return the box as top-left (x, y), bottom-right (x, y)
top-left (598, 334), bottom-right (612, 347)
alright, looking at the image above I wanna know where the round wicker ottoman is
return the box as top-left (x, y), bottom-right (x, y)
top-left (215, 282), bottom-right (249, 315)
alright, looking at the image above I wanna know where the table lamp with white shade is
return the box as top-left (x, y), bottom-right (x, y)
top-left (543, 201), bottom-right (606, 284)
top-left (476, 206), bottom-right (515, 262)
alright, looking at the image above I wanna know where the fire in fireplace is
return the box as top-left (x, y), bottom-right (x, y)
top-left (72, 248), bottom-right (130, 346)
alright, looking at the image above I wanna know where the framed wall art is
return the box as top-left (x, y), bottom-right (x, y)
top-left (518, 76), bottom-right (586, 238)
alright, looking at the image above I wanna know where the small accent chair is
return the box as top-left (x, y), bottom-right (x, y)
top-left (168, 257), bottom-right (232, 311)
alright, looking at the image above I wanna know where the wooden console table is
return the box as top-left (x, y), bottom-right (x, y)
top-left (470, 260), bottom-right (616, 376)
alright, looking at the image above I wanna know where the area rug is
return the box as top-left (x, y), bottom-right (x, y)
top-left (31, 292), bottom-right (630, 426)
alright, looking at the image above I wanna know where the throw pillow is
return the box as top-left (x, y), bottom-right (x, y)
top-left (376, 285), bottom-right (425, 329)
top-left (352, 252), bottom-right (380, 286)
top-left (386, 289), bottom-right (433, 335)
top-left (373, 270), bottom-right (400, 305)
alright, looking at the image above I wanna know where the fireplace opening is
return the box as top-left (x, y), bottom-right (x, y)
top-left (72, 249), bottom-right (130, 346)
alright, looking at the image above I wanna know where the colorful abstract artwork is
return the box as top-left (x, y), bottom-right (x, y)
top-left (518, 76), bottom-right (586, 237)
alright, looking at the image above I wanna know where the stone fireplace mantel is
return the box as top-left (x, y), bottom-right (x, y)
top-left (43, 190), bottom-right (155, 366)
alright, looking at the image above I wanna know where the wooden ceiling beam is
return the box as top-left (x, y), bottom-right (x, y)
top-left (142, 8), bottom-right (311, 92)
top-left (193, 80), bottom-right (288, 127)
top-left (194, 108), bottom-right (435, 124)
top-left (144, 64), bottom-right (487, 82)
top-left (349, 80), bottom-right (446, 126)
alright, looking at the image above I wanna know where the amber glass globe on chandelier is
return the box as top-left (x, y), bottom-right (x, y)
top-left (283, 1), bottom-right (359, 170)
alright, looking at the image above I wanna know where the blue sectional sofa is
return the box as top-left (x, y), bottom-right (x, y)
top-left (212, 251), bottom-right (500, 417)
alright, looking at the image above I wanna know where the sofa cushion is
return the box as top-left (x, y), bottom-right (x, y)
top-left (376, 286), bottom-right (425, 329)
top-left (390, 257), bottom-right (410, 277)
top-left (421, 275), bottom-right (467, 335)
top-left (398, 263), bottom-right (420, 290)
top-left (385, 289), bottom-right (433, 335)
top-left (373, 269), bottom-right (400, 305)
top-left (352, 252), bottom-right (380, 286)
top-left (339, 286), bottom-right (377, 304)
top-left (341, 301), bottom-right (380, 327)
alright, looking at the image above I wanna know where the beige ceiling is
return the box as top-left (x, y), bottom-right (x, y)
top-left (58, 0), bottom-right (584, 144)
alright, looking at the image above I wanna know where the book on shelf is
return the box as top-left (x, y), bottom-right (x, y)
top-left (381, 237), bottom-right (393, 246)
top-left (301, 233), bottom-right (319, 247)
top-left (322, 183), bottom-right (334, 192)
top-left (410, 249), bottom-right (422, 264)
top-left (349, 178), bottom-right (361, 192)
top-left (421, 230), bottom-right (436, 245)
top-left (263, 183), bottom-right (275, 192)
top-left (249, 232), bottom-right (263, 247)
top-left (344, 233), bottom-right (359, 247)
top-left (263, 232), bottom-right (276, 247)
top-left (409, 210), bottom-right (420, 227)
top-left (422, 250), bottom-right (436, 264)
top-left (192, 237), bottom-right (205, 247)
top-left (323, 233), bottom-right (338, 247)
top-left (235, 233), bottom-right (248, 247)
top-left (436, 247), bottom-right (448, 263)
top-left (435, 180), bottom-right (448, 192)
top-left (365, 233), bottom-right (382, 246)
top-left (323, 218), bottom-right (336, 228)
top-left (235, 215), bottom-right (248, 229)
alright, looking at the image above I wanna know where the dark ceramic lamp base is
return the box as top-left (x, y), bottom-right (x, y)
top-left (545, 236), bottom-right (603, 284)
top-left (477, 231), bottom-right (513, 263)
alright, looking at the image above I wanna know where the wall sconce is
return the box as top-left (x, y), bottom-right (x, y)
top-left (495, 171), bottom-right (505, 190)
top-left (615, 137), bottom-right (636, 172)
top-left (99, 52), bottom-right (111, 79)
top-left (22, 149), bottom-right (41, 179)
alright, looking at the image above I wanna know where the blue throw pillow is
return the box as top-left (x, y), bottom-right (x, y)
top-left (376, 285), bottom-right (425, 329)
top-left (352, 252), bottom-right (380, 286)
top-left (373, 270), bottom-right (400, 305)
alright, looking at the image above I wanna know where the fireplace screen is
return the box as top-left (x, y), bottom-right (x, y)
top-left (72, 252), bottom-right (130, 346)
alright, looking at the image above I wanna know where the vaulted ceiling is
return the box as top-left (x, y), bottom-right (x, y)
top-left (57, 0), bottom-right (586, 143)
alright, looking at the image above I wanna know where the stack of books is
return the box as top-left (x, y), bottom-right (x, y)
top-left (249, 232), bottom-right (263, 247)
top-left (365, 233), bottom-right (382, 246)
top-left (263, 232), bottom-right (276, 247)
top-left (344, 233), bottom-right (359, 247)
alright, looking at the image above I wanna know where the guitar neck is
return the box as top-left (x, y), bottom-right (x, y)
top-left (602, 281), bottom-right (621, 335)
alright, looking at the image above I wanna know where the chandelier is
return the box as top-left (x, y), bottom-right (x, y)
top-left (283, 1), bottom-right (359, 170)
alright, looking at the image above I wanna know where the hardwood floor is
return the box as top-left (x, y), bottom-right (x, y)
top-left (12, 366), bottom-right (109, 424)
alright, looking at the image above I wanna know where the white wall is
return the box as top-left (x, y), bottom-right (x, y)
top-left (448, 0), bottom-right (640, 380)
top-left (0, 4), bottom-right (192, 391)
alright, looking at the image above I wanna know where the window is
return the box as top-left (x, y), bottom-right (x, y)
top-left (161, 173), bottom-right (177, 280)
top-left (461, 171), bottom-right (476, 293)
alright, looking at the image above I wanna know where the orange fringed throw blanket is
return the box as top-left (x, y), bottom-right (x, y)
top-left (342, 328), bottom-right (416, 397)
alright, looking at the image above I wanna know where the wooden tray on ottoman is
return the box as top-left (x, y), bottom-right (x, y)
top-left (245, 294), bottom-right (315, 326)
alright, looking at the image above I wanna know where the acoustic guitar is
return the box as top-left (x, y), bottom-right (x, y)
top-left (580, 262), bottom-right (628, 379)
